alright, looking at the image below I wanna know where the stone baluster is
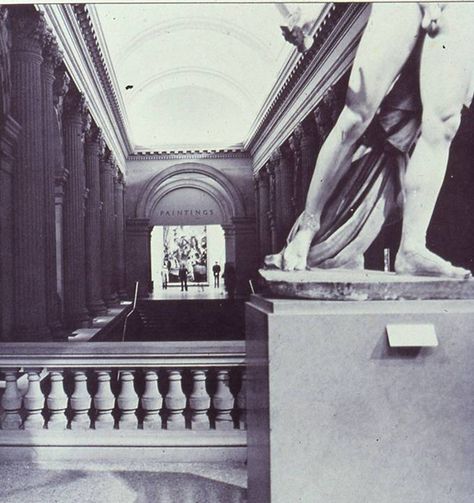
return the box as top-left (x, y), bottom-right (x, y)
top-left (236, 369), bottom-right (247, 430)
top-left (100, 149), bottom-right (119, 306)
top-left (189, 370), bottom-right (210, 430)
top-left (212, 370), bottom-right (234, 430)
top-left (164, 370), bottom-right (186, 430)
top-left (62, 84), bottom-right (91, 328)
top-left (23, 370), bottom-right (44, 429)
top-left (84, 121), bottom-right (107, 316)
top-left (10, 6), bottom-right (50, 340)
top-left (46, 370), bottom-right (67, 429)
top-left (117, 370), bottom-right (138, 429)
top-left (0, 370), bottom-right (22, 429)
top-left (94, 370), bottom-right (115, 429)
top-left (70, 370), bottom-right (91, 429)
top-left (141, 370), bottom-right (162, 429)
top-left (41, 29), bottom-right (63, 335)
top-left (114, 170), bottom-right (127, 299)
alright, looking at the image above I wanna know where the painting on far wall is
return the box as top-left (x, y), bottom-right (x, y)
top-left (163, 225), bottom-right (208, 283)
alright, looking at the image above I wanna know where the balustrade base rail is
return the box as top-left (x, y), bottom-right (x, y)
top-left (0, 341), bottom-right (247, 463)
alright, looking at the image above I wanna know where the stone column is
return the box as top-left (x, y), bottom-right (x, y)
top-left (232, 217), bottom-right (258, 294)
top-left (62, 85), bottom-right (91, 328)
top-left (114, 170), bottom-right (127, 299)
top-left (265, 162), bottom-right (278, 254)
top-left (0, 7), bottom-right (21, 341)
top-left (53, 66), bottom-right (70, 319)
top-left (257, 168), bottom-right (271, 259)
top-left (10, 6), bottom-right (50, 340)
top-left (41, 29), bottom-right (62, 334)
top-left (125, 218), bottom-right (152, 297)
top-left (297, 121), bottom-right (318, 210)
top-left (272, 147), bottom-right (293, 249)
top-left (84, 120), bottom-right (107, 315)
top-left (253, 174), bottom-right (260, 261)
top-left (100, 149), bottom-right (119, 306)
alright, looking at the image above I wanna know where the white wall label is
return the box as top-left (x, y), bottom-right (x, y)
top-left (386, 323), bottom-right (438, 348)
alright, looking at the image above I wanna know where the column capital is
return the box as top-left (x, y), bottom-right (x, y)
top-left (63, 86), bottom-right (87, 121)
top-left (84, 121), bottom-right (102, 147)
top-left (42, 29), bottom-right (63, 74)
top-left (313, 86), bottom-right (339, 141)
top-left (9, 6), bottom-right (47, 55)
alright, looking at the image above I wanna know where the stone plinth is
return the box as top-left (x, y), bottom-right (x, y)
top-left (260, 268), bottom-right (474, 301)
top-left (246, 294), bottom-right (474, 503)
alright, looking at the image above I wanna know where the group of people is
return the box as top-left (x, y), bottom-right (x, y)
top-left (160, 259), bottom-right (236, 297)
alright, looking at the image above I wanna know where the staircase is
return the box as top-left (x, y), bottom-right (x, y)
top-left (119, 299), bottom-right (246, 342)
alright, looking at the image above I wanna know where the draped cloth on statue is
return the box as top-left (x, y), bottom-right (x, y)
top-left (264, 47), bottom-right (423, 270)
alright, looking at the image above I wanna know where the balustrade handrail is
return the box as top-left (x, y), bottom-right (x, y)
top-left (0, 341), bottom-right (246, 369)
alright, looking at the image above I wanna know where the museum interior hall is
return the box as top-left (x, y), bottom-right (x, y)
top-left (2, 3), bottom-right (474, 502)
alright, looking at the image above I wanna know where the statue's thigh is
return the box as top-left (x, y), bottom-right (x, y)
top-left (420, 4), bottom-right (474, 114)
top-left (348, 3), bottom-right (421, 109)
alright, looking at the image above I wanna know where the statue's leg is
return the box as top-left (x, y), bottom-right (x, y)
top-left (395, 3), bottom-right (474, 278)
top-left (282, 3), bottom-right (421, 270)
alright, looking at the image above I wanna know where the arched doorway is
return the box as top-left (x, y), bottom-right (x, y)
top-left (127, 162), bottom-right (256, 296)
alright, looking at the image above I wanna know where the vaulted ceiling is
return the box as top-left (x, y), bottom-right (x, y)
top-left (94, 3), bottom-right (324, 150)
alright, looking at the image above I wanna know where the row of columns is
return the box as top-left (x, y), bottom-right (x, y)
top-left (254, 87), bottom-right (340, 260)
top-left (0, 5), bottom-right (127, 341)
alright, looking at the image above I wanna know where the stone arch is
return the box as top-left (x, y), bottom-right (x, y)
top-left (136, 162), bottom-right (247, 225)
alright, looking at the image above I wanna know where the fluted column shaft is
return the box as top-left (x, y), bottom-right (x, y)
top-left (84, 123), bottom-right (107, 315)
top-left (10, 6), bottom-right (50, 340)
top-left (266, 163), bottom-right (278, 253)
top-left (101, 151), bottom-right (119, 306)
top-left (41, 30), bottom-right (62, 333)
top-left (62, 87), bottom-right (91, 328)
top-left (53, 66), bottom-right (70, 320)
top-left (257, 169), bottom-right (271, 259)
top-left (298, 122), bottom-right (318, 211)
top-left (114, 171), bottom-right (127, 299)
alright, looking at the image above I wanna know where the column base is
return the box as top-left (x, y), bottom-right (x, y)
top-left (13, 325), bottom-right (51, 342)
top-left (87, 299), bottom-right (108, 317)
top-left (105, 292), bottom-right (120, 308)
top-left (65, 310), bottom-right (92, 329)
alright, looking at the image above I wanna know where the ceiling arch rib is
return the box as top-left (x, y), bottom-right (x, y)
top-left (117, 17), bottom-right (274, 68)
top-left (128, 67), bottom-right (256, 111)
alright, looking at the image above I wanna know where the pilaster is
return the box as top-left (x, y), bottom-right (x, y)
top-left (125, 218), bottom-right (152, 297)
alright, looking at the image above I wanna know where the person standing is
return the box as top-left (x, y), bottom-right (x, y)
top-left (212, 262), bottom-right (221, 288)
top-left (178, 263), bottom-right (188, 292)
top-left (223, 262), bottom-right (236, 300)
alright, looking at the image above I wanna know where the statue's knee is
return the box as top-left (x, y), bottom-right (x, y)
top-left (338, 106), bottom-right (371, 143)
top-left (422, 111), bottom-right (462, 144)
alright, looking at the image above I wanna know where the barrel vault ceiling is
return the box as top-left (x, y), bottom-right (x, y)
top-left (93, 3), bottom-right (324, 151)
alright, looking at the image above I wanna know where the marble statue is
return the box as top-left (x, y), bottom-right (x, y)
top-left (268, 3), bottom-right (474, 279)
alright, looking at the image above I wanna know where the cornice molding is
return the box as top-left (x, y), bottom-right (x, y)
top-left (128, 148), bottom-right (250, 162)
top-left (39, 4), bottom-right (130, 171)
top-left (247, 3), bottom-right (370, 173)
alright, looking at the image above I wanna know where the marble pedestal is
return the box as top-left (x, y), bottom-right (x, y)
top-left (246, 294), bottom-right (474, 503)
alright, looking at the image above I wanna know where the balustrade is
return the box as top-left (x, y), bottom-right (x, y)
top-left (0, 341), bottom-right (246, 433)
